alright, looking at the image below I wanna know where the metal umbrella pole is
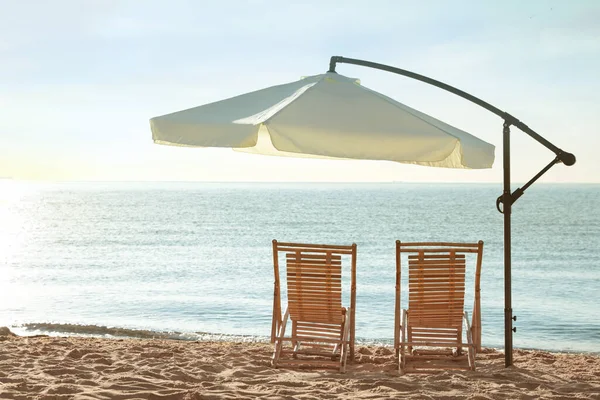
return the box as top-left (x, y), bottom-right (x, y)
top-left (328, 56), bottom-right (576, 367)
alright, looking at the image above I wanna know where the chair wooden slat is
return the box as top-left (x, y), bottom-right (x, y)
top-left (277, 242), bottom-right (354, 250)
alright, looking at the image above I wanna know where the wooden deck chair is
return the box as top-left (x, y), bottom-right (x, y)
top-left (394, 241), bottom-right (484, 373)
top-left (271, 240), bottom-right (357, 373)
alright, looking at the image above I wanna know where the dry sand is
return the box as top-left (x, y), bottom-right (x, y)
top-left (0, 330), bottom-right (599, 399)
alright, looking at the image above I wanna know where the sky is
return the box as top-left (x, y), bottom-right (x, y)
top-left (0, 0), bottom-right (598, 183)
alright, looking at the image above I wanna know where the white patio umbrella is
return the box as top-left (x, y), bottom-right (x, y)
top-left (150, 72), bottom-right (495, 168)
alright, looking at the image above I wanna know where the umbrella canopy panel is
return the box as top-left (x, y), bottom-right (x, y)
top-left (151, 72), bottom-right (495, 169)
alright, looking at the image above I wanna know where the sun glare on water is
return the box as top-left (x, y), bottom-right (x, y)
top-left (0, 180), bottom-right (36, 303)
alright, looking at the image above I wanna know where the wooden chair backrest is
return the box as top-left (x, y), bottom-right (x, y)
top-left (285, 251), bottom-right (343, 324)
top-left (408, 251), bottom-right (466, 329)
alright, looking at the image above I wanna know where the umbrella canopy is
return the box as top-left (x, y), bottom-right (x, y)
top-left (150, 72), bottom-right (495, 169)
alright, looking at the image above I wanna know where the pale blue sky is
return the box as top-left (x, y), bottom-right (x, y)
top-left (1, 0), bottom-right (598, 182)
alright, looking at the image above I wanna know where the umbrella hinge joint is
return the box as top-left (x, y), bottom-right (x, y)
top-left (496, 188), bottom-right (524, 214)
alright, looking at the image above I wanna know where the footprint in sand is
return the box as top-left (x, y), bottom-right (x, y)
top-left (75, 379), bottom-right (100, 387)
top-left (374, 347), bottom-right (394, 356)
top-left (81, 353), bottom-right (113, 365)
top-left (200, 381), bottom-right (217, 389)
top-left (45, 384), bottom-right (83, 395)
top-left (105, 363), bottom-right (135, 373)
top-left (141, 351), bottom-right (175, 359)
top-left (64, 348), bottom-right (95, 359)
top-left (43, 367), bottom-right (94, 379)
top-left (146, 389), bottom-right (189, 399)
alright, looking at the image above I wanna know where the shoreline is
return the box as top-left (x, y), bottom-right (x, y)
top-left (1, 329), bottom-right (599, 399)
top-left (5, 325), bottom-right (599, 356)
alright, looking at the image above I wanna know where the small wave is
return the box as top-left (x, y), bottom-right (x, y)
top-left (14, 323), bottom-right (395, 346)
top-left (13, 323), bottom-right (597, 355)
top-left (15, 323), bottom-right (269, 342)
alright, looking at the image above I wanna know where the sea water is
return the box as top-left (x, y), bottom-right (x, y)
top-left (0, 182), bottom-right (598, 353)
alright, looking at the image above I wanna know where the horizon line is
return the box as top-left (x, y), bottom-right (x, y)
top-left (2, 179), bottom-right (598, 185)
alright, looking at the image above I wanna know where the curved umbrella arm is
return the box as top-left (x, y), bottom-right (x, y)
top-left (328, 56), bottom-right (576, 166)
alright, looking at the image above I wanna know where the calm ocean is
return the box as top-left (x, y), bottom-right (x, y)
top-left (1, 182), bottom-right (598, 353)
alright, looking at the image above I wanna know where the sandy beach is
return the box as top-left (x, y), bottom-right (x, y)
top-left (0, 329), bottom-right (598, 399)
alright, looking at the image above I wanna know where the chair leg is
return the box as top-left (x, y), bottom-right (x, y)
top-left (407, 321), bottom-right (413, 355)
top-left (271, 308), bottom-right (289, 368)
top-left (463, 311), bottom-right (476, 371)
top-left (339, 342), bottom-right (346, 373)
top-left (347, 308), bottom-right (354, 363)
top-left (331, 343), bottom-right (339, 361)
top-left (293, 341), bottom-right (301, 359)
top-left (332, 316), bottom-right (344, 360)
top-left (399, 309), bottom-right (407, 374)
top-left (340, 317), bottom-right (351, 373)
top-left (291, 321), bottom-right (298, 358)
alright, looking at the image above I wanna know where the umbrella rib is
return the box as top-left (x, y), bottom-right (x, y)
top-left (264, 77), bottom-right (326, 126)
top-left (360, 84), bottom-right (464, 143)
